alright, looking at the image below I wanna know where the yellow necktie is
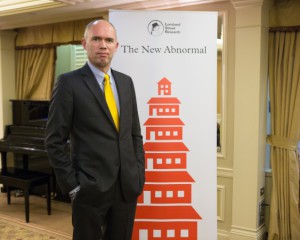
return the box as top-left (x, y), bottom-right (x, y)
top-left (104, 74), bottom-right (119, 131)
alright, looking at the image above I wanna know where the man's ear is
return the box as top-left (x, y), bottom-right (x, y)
top-left (81, 38), bottom-right (87, 49)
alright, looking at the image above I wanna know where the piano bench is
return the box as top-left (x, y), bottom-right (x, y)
top-left (0, 167), bottom-right (51, 223)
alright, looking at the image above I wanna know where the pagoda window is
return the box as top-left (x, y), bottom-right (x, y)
top-left (166, 158), bottom-right (172, 164)
top-left (155, 191), bottom-right (162, 198)
top-left (147, 158), bottom-right (153, 169)
top-left (151, 108), bottom-right (157, 116)
top-left (175, 158), bottom-right (181, 164)
top-left (171, 108), bottom-right (176, 112)
top-left (178, 191), bottom-right (185, 198)
top-left (149, 131), bottom-right (155, 140)
top-left (166, 191), bottom-right (173, 198)
top-left (139, 230), bottom-right (148, 239)
top-left (144, 191), bottom-right (151, 204)
top-left (158, 108), bottom-right (163, 112)
top-left (158, 131), bottom-right (163, 136)
top-left (167, 229), bottom-right (175, 237)
top-left (180, 229), bottom-right (189, 238)
top-left (153, 229), bottom-right (161, 238)
top-left (166, 131), bottom-right (171, 136)
top-left (165, 108), bottom-right (170, 112)
top-left (173, 131), bottom-right (178, 136)
top-left (157, 158), bottom-right (162, 164)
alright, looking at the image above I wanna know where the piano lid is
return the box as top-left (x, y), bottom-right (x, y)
top-left (10, 100), bottom-right (50, 127)
top-left (0, 100), bottom-right (49, 156)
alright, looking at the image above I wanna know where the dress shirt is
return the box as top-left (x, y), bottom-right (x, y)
top-left (87, 61), bottom-right (120, 114)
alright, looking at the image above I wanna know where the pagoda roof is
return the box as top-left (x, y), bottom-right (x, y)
top-left (144, 142), bottom-right (189, 152)
top-left (144, 118), bottom-right (184, 126)
top-left (147, 97), bottom-right (181, 104)
top-left (135, 206), bottom-right (202, 220)
top-left (145, 171), bottom-right (195, 182)
top-left (158, 77), bottom-right (171, 85)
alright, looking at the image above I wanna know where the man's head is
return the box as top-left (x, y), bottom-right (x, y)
top-left (82, 20), bottom-right (119, 73)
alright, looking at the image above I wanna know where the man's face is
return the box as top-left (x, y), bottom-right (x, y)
top-left (82, 21), bottom-right (119, 72)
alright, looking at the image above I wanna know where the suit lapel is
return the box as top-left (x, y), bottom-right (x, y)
top-left (112, 70), bottom-right (126, 133)
top-left (80, 64), bottom-right (114, 127)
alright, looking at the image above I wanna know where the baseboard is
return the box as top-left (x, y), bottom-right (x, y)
top-left (230, 224), bottom-right (266, 240)
top-left (218, 229), bottom-right (230, 240)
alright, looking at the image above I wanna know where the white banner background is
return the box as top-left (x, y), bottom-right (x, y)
top-left (110, 10), bottom-right (217, 239)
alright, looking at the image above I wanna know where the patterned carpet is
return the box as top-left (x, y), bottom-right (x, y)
top-left (0, 193), bottom-right (72, 240)
top-left (0, 214), bottom-right (71, 239)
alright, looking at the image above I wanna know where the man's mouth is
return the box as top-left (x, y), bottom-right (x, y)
top-left (97, 52), bottom-right (108, 57)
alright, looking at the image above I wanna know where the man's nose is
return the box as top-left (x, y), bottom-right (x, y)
top-left (98, 40), bottom-right (107, 49)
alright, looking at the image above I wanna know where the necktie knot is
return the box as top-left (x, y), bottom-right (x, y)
top-left (104, 74), bottom-right (110, 85)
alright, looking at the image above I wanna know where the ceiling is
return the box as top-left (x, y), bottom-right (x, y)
top-left (0, 0), bottom-right (224, 30)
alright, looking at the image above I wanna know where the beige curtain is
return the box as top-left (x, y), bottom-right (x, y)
top-left (267, 30), bottom-right (300, 240)
top-left (15, 16), bottom-right (106, 100)
top-left (16, 47), bottom-right (55, 99)
top-left (15, 18), bottom-right (97, 47)
top-left (269, 0), bottom-right (300, 28)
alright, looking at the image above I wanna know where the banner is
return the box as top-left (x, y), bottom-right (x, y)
top-left (110, 10), bottom-right (217, 240)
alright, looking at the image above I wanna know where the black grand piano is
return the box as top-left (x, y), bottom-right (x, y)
top-left (0, 100), bottom-right (66, 200)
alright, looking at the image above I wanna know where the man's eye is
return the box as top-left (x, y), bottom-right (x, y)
top-left (92, 37), bottom-right (101, 42)
top-left (106, 38), bottom-right (114, 43)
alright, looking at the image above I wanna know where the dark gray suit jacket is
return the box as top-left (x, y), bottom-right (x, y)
top-left (45, 63), bottom-right (145, 204)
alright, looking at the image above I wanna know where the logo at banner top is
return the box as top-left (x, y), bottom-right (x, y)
top-left (148, 20), bottom-right (164, 36)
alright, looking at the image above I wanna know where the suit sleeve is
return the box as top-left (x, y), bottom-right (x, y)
top-left (45, 75), bottom-right (78, 194)
top-left (130, 79), bottom-right (146, 191)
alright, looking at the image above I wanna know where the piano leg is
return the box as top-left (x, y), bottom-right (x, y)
top-left (0, 152), bottom-right (7, 193)
top-left (1, 152), bottom-right (7, 170)
top-left (24, 188), bottom-right (30, 223)
top-left (47, 179), bottom-right (51, 215)
top-left (51, 169), bottom-right (57, 199)
top-left (22, 154), bottom-right (29, 170)
top-left (7, 186), bottom-right (11, 204)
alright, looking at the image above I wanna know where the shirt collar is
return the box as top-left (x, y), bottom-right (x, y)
top-left (87, 61), bottom-right (112, 82)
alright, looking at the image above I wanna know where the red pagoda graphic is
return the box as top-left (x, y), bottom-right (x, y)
top-left (133, 77), bottom-right (202, 239)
